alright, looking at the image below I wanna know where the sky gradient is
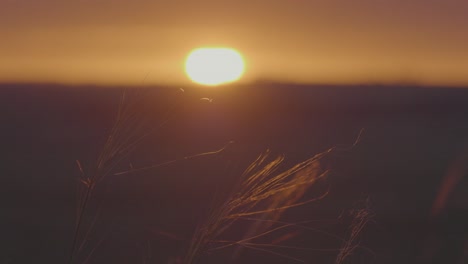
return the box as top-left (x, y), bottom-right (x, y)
top-left (1, 0), bottom-right (468, 86)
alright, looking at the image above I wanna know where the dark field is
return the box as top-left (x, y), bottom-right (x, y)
top-left (1, 83), bottom-right (467, 263)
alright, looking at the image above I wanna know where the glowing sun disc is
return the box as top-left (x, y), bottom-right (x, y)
top-left (185, 48), bottom-right (245, 86)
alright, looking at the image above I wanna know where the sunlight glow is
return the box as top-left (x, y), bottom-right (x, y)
top-left (185, 48), bottom-right (245, 86)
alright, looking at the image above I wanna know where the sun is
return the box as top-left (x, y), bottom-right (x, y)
top-left (185, 47), bottom-right (245, 86)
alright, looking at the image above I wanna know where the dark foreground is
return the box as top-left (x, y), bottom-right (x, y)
top-left (1, 83), bottom-right (467, 263)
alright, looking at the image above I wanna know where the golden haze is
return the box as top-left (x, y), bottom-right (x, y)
top-left (1, 0), bottom-right (468, 86)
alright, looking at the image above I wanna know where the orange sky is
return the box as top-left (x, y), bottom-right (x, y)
top-left (1, 0), bottom-right (467, 86)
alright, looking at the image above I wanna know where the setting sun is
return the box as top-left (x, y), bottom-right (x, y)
top-left (185, 48), bottom-right (245, 86)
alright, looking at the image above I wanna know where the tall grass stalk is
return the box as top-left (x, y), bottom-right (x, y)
top-left (69, 88), bottom-right (231, 263)
top-left (183, 130), bottom-right (367, 264)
